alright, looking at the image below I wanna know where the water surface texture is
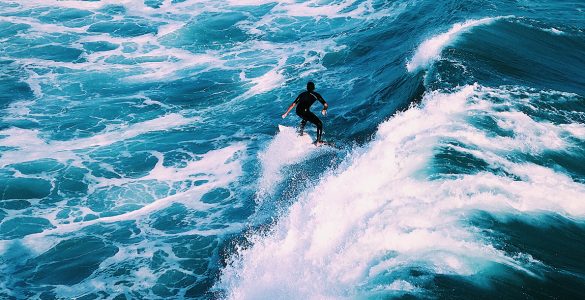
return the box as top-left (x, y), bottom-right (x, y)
top-left (1, 0), bottom-right (584, 299)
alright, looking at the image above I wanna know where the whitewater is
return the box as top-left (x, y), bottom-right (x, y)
top-left (0, 0), bottom-right (584, 299)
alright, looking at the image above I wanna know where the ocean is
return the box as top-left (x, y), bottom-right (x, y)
top-left (0, 0), bottom-right (584, 299)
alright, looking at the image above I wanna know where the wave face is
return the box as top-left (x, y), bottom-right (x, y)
top-left (0, 0), bottom-right (584, 299)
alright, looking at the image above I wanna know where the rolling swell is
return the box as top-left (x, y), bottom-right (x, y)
top-left (219, 84), bottom-right (585, 299)
top-left (220, 6), bottom-right (585, 300)
top-left (0, 0), bottom-right (584, 299)
top-left (452, 19), bottom-right (585, 94)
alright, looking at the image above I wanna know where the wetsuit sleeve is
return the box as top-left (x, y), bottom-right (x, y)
top-left (316, 92), bottom-right (326, 105)
top-left (293, 93), bottom-right (301, 104)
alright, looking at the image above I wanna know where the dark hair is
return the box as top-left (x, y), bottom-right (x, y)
top-left (307, 81), bottom-right (315, 91)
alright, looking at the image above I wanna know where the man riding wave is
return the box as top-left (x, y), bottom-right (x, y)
top-left (282, 81), bottom-right (328, 145)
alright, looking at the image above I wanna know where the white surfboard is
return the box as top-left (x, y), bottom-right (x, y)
top-left (277, 125), bottom-right (337, 148)
top-left (278, 125), bottom-right (313, 144)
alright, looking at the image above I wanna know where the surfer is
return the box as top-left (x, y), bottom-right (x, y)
top-left (281, 81), bottom-right (328, 145)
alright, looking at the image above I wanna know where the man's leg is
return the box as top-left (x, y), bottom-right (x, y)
top-left (299, 119), bottom-right (307, 135)
top-left (316, 120), bottom-right (323, 143)
top-left (303, 111), bottom-right (323, 143)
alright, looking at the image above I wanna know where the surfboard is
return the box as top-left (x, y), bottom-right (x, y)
top-left (316, 141), bottom-right (336, 148)
top-left (278, 125), bottom-right (337, 148)
top-left (278, 125), bottom-right (313, 144)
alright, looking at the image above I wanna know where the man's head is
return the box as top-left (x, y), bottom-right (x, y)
top-left (307, 81), bottom-right (315, 91)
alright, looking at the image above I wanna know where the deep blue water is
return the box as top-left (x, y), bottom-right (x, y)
top-left (0, 0), bottom-right (584, 299)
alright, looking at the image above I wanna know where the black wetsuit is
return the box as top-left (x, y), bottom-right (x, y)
top-left (293, 91), bottom-right (326, 142)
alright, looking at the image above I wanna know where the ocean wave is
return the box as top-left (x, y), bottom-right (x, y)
top-left (406, 17), bottom-right (503, 72)
top-left (219, 84), bottom-right (585, 299)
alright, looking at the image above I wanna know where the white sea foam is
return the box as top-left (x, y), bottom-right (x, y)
top-left (3, 100), bottom-right (35, 121)
top-left (562, 123), bottom-right (585, 139)
top-left (21, 143), bottom-right (246, 248)
top-left (0, 15), bottom-right (89, 34)
top-left (257, 125), bottom-right (317, 199)
top-left (240, 57), bottom-right (287, 98)
top-left (22, 70), bottom-right (44, 98)
top-left (0, 113), bottom-right (199, 167)
top-left (219, 85), bottom-right (585, 299)
top-left (227, 0), bottom-right (366, 18)
top-left (15, 0), bottom-right (154, 14)
top-left (8, 0), bottom-right (410, 100)
top-left (94, 144), bottom-right (244, 189)
top-left (545, 27), bottom-right (564, 35)
top-left (78, 31), bottom-right (224, 81)
top-left (407, 17), bottom-right (501, 72)
top-left (6, 0), bottom-right (224, 83)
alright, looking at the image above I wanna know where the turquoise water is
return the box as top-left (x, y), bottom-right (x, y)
top-left (0, 0), bottom-right (584, 299)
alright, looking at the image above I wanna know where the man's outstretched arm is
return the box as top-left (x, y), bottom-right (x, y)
top-left (282, 102), bottom-right (296, 118)
top-left (282, 95), bottom-right (300, 118)
top-left (318, 94), bottom-right (328, 116)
